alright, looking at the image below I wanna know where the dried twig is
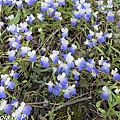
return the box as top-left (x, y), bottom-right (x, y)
top-left (52, 96), bottom-right (92, 112)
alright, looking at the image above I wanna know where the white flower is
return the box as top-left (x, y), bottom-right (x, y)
top-left (96, 31), bottom-right (103, 38)
top-left (47, 8), bottom-right (54, 15)
top-left (71, 44), bottom-right (77, 49)
top-left (1, 74), bottom-right (9, 80)
top-left (6, 14), bottom-right (14, 20)
top-left (66, 53), bottom-right (74, 63)
top-left (19, 22), bottom-right (28, 28)
top-left (38, 28), bottom-right (42, 32)
top-left (0, 99), bottom-right (7, 110)
top-left (61, 38), bottom-right (69, 45)
top-left (5, 77), bottom-right (10, 85)
top-left (24, 31), bottom-right (32, 36)
top-left (102, 86), bottom-right (111, 94)
top-left (45, 81), bottom-right (54, 86)
top-left (21, 46), bottom-right (31, 53)
top-left (98, 56), bottom-right (104, 65)
top-left (103, 62), bottom-right (110, 68)
top-left (8, 37), bottom-right (15, 42)
top-left (60, 63), bottom-right (68, 69)
top-left (7, 50), bottom-right (16, 56)
top-left (111, 68), bottom-right (118, 75)
top-left (106, 33), bottom-right (112, 38)
top-left (89, 30), bottom-right (94, 36)
top-left (114, 88), bottom-right (120, 94)
top-left (61, 28), bottom-right (68, 33)
top-left (41, 2), bottom-right (48, 8)
top-left (57, 73), bottom-right (66, 81)
top-left (28, 50), bottom-right (36, 57)
top-left (52, 50), bottom-right (59, 55)
top-left (53, 67), bottom-right (57, 73)
top-left (75, 57), bottom-right (85, 66)
top-left (72, 69), bottom-right (79, 75)
top-left (84, 39), bottom-right (89, 45)
top-left (71, 18), bottom-right (77, 22)
top-left (41, 56), bottom-right (49, 62)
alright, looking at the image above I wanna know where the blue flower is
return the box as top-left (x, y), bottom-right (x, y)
top-left (0, 86), bottom-right (6, 98)
top-left (52, 3), bottom-right (58, 11)
top-left (41, 2), bottom-right (49, 12)
top-left (75, 58), bottom-right (86, 71)
top-left (61, 67), bottom-right (69, 75)
top-left (20, 46), bottom-right (31, 57)
top-left (96, 32), bottom-right (105, 43)
top-left (28, 50), bottom-right (37, 62)
top-left (25, 14), bottom-right (35, 23)
top-left (68, 44), bottom-right (77, 54)
top-left (54, 12), bottom-right (62, 20)
top-left (23, 105), bottom-right (32, 116)
top-left (100, 62), bottom-right (110, 74)
top-left (16, 114), bottom-right (26, 120)
top-left (12, 63), bottom-right (19, 70)
top-left (92, 67), bottom-right (99, 77)
top-left (50, 50), bottom-right (59, 64)
top-left (56, 0), bottom-right (65, 6)
top-left (12, 102), bottom-right (32, 118)
top-left (84, 40), bottom-right (94, 48)
top-left (97, 36), bottom-right (105, 43)
top-left (16, 1), bottom-right (23, 8)
top-left (86, 34), bottom-right (92, 39)
top-left (63, 90), bottom-right (71, 99)
top-left (106, 11), bottom-right (114, 22)
top-left (60, 78), bottom-right (68, 88)
top-left (4, 104), bottom-right (13, 114)
top-left (111, 68), bottom-right (120, 82)
top-left (72, 69), bottom-right (80, 81)
top-left (60, 38), bottom-right (69, 51)
top-left (63, 84), bottom-right (76, 99)
top-left (37, 13), bottom-right (45, 22)
top-left (40, 56), bottom-right (50, 68)
top-left (61, 28), bottom-right (68, 38)
top-left (98, 56), bottom-right (108, 66)
top-left (25, 0), bottom-right (37, 6)
top-left (24, 31), bottom-right (33, 40)
top-left (7, 50), bottom-right (16, 61)
top-left (7, 81), bottom-right (15, 89)
top-left (70, 86), bottom-right (76, 95)
top-left (67, 62), bottom-right (74, 69)
top-left (52, 85), bottom-right (61, 96)
top-left (86, 59), bottom-right (95, 72)
top-left (46, 81), bottom-right (54, 93)
top-left (19, 22), bottom-right (28, 32)
top-left (70, 18), bottom-right (77, 26)
top-left (100, 86), bottom-right (111, 101)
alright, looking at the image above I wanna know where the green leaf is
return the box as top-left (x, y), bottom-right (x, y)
top-left (98, 108), bottom-right (106, 114)
top-left (6, 91), bottom-right (16, 99)
top-left (22, 80), bottom-right (27, 84)
top-left (95, 46), bottom-right (105, 55)
top-left (110, 46), bottom-right (120, 55)
top-left (31, 115), bottom-right (35, 120)
top-left (22, 8), bottom-right (31, 18)
top-left (9, 9), bottom-right (21, 25)
top-left (96, 101), bottom-right (101, 108)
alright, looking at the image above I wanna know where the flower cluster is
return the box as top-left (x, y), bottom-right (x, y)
top-left (0, 71), bottom-right (32, 119)
top-left (1, 0), bottom-right (120, 119)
